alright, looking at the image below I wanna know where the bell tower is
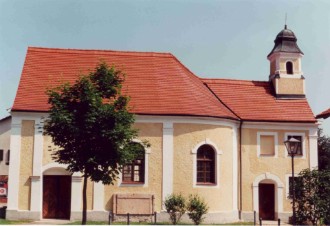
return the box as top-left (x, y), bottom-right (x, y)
top-left (267, 25), bottom-right (305, 98)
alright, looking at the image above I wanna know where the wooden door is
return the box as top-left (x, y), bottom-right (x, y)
top-left (43, 175), bottom-right (71, 219)
top-left (259, 183), bottom-right (275, 220)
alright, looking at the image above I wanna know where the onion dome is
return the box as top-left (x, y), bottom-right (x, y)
top-left (268, 25), bottom-right (303, 57)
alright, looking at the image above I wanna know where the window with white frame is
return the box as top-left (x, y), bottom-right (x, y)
top-left (192, 140), bottom-right (221, 187)
top-left (285, 133), bottom-right (305, 157)
top-left (257, 132), bottom-right (278, 157)
top-left (260, 135), bottom-right (275, 156)
top-left (286, 175), bottom-right (302, 198)
top-left (196, 145), bottom-right (216, 184)
top-left (122, 143), bottom-right (145, 184)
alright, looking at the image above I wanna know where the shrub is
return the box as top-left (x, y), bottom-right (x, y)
top-left (187, 194), bottom-right (209, 225)
top-left (164, 193), bottom-right (186, 224)
top-left (290, 168), bottom-right (330, 225)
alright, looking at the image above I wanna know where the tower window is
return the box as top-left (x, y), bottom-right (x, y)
top-left (286, 61), bottom-right (293, 74)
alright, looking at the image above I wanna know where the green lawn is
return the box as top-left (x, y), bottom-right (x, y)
top-left (66, 221), bottom-right (254, 225)
top-left (0, 219), bottom-right (31, 225)
top-left (0, 218), bottom-right (254, 225)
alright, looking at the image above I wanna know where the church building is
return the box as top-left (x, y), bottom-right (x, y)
top-left (4, 26), bottom-right (317, 223)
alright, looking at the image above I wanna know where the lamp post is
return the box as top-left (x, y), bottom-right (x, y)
top-left (284, 137), bottom-right (300, 225)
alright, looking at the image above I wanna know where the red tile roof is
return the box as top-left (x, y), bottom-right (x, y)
top-left (12, 47), bottom-right (238, 120)
top-left (203, 78), bottom-right (316, 122)
top-left (316, 108), bottom-right (330, 119)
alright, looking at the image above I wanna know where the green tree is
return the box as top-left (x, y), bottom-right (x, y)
top-left (318, 128), bottom-right (330, 170)
top-left (44, 62), bottom-right (147, 224)
top-left (290, 169), bottom-right (330, 225)
top-left (187, 194), bottom-right (209, 225)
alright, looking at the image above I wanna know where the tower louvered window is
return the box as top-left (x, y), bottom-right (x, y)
top-left (286, 61), bottom-right (293, 74)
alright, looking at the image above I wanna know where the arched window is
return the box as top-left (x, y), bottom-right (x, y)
top-left (122, 143), bottom-right (145, 183)
top-left (197, 145), bottom-right (215, 184)
top-left (286, 61), bottom-right (293, 74)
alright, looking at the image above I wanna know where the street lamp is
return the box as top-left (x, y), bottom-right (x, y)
top-left (284, 137), bottom-right (300, 225)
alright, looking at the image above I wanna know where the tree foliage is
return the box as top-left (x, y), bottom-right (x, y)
top-left (187, 194), bottom-right (209, 225)
top-left (290, 169), bottom-right (330, 225)
top-left (44, 62), bottom-right (146, 224)
top-left (164, 194), bottom-right (186, 225)
top-left (318, 128), bottom-right (330, 171)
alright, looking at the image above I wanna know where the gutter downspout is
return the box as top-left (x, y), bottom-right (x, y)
top-left (239, 120), bottom-right (243, 220)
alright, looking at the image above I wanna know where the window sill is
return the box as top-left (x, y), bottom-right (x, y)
top-left (120, 182), bottom-right (145, 187)
top-left (286, 155), bottom-right (304, 158)
top-left (259, 154), bottom-right (275, 157)
top-left (196, 183), bottom-right (217, 187)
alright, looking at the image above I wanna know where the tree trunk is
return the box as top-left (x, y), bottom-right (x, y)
top-left (82, 175), bottom-right (88, 225)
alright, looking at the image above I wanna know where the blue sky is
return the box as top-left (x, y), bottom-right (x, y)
top-left (0, 0), bottom-right (329, 135)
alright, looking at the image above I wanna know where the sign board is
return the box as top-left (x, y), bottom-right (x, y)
top-left (113, 194), bottom-right (154, 215)
top-left (0, 188), bottom-right (6, 196)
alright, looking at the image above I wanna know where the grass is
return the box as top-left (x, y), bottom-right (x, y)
top-left (0, 219), bottom-right (31, 225)
top-left (0, 218), bottom-right (254, 225)
top-left (66, 221), bottom-right (254, 225)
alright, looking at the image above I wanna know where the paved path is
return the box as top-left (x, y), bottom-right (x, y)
top-left (259, 220), bottom-right (291, 225)
top-left (24, 219), bottom-right (72, 225)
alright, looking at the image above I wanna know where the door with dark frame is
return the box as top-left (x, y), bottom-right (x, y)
top-left (43, 175), bottom-right (71, 219)
top-left (259, 183), bottom-right (275, 220)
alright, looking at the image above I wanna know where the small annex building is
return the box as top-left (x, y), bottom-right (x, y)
top-left (316, 108), bottom-right (330, 120)
top-left (5, 26), bottom-right (318, 223)
top-left (0, 116), bottom-right (10, 206)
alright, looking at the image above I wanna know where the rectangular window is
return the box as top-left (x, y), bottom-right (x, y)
top-left (287, 135), bottom-right (303, 156)
top-left (5, 150), bottom-right (10, 165)
top-left (288, 176), bottom-right (302, 196)
top-left (0, 150), bottom-right (3, 161)
top-left (257, 132), bottom-right (278, 158)
top-left (260, 135), bottom-right (275, 156)
top-left (122, 158), bottom-right (144, 184)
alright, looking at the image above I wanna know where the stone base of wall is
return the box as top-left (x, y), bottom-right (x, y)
top-left (241, 211), bottom-right (291, 223)
top-left (6, 210), bottom-right (40, 220)
top-left (155, 210), bottom-right (239, 224)
top-left (6, 209), bottom-right (240, 224)
top-left (70, 211), bottom-right (109, 221)
top-left (111, 211), bottom-right (239, 224)
top-left (277, 212), bottom-right (291, 222)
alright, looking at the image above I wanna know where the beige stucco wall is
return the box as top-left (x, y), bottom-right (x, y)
top-left (173, 123), bottom-right (234, 212)
top-left (270, 60), bottom-right (276, 75)
top-left (241, 128), bottom-right (310, 212)
top-left (0, 117), bottom-right (11, 175)
top-left (277, 78), bottom-right (304, 95)
top-left (19, 120), bottom-right (35, 210)
top-left (104, 123), bottom-right (163, 211)
top-left (43, 135), bottom-right (55, 165)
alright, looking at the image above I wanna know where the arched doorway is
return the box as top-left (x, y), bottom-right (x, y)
top-left (253, 173), bottom-right (284, 220)
top-left (42, 167), bottom-right (71, 219)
